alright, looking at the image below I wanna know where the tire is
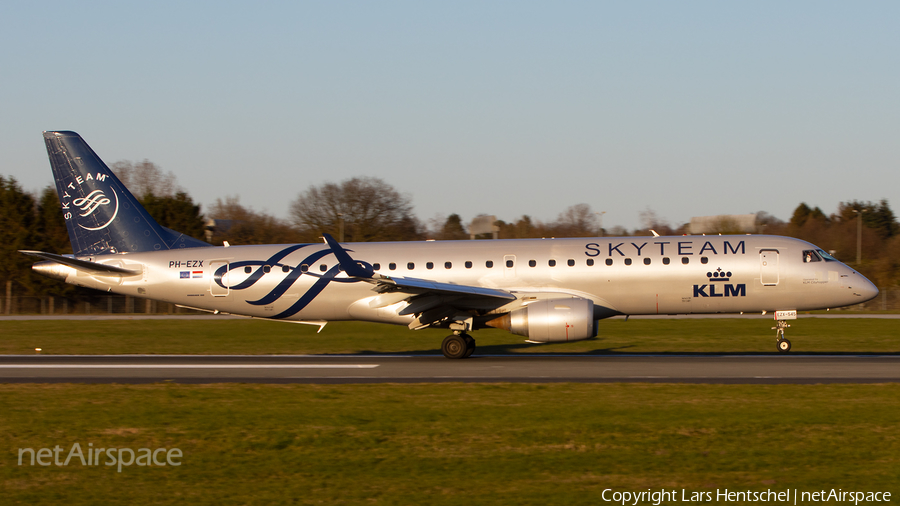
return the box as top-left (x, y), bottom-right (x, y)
top-left (442, 334), bottom-right (468, 359)
top-left (463, 335), bottom-right (476, 358)
top-left (777, 338), bottom-right (792, 353)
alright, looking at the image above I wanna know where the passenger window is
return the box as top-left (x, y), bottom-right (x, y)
top-left (662, 257), bottom-right (670, 265)
top-left (701, 257), bottom-right (709, 264)
top-left (465, 261), bottom-right (472, 269)
top-left (282, 265), bottom-right (290, 273)
top-left (567, 259), bottom-right (575, 266)
top-left (300, 264), bottom-right (309, 272)
top-left (426, 262), bottom-right (434, 270)
top-left (486, 260), bottom-right (494, 268)
top-left (643, 258), bottom-right (651, 265)
top-left (263, 265), bottom-right (271, 273)
top-left (244, 266), bottom-right (252, 274)
top-left (445, 262), bottom-right (452, 269)
top-left (528, 260), bottom-right (536, 267)
top-left (548, 259), bottom-right (557, 267)
top-left (586, 259), bottom-right (594, 266)
top-left (319, 264), bottom-right (327, 272)
top-left (407, 262), bottom-right (415, 270)
top-left (624, 258), bottom-right (632, 265)
top-left (372, 263), bottom-right (380, 271)
top-left (606, 258), bottom-right (613, 266)
top-left (682, 257), bottom-right (690, 265)
top-left (389, 263), bottom-right (396, 271)
top-left (506, 260), bottom-right (514, 268)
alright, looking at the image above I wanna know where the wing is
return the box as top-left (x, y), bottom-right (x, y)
top-left (373, 274), bottom-right (516, 329)
top-left (322, 234), bottom-right (516, 330)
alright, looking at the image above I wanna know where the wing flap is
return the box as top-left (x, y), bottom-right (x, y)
top-left (376, 276), bottom-right (516, 300)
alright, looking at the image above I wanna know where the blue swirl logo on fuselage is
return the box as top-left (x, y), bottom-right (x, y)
top-left (212, 244), bottom-right (370, 319)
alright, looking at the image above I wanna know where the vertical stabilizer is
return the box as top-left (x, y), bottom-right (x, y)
top-left (43, 131), bottom-right (208, 256)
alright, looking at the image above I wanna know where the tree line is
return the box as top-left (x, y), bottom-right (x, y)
top-left (2, 160), bottom-right (899, 307)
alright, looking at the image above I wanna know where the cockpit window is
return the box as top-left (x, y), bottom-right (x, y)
top-left (817, 249), bottom-right (838, 262)
top-left (802, 250), bottom-right (822, 263)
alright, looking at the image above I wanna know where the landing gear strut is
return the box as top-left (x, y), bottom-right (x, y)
top-left (442, 332), bottom-right (476, 359)
top-left (772, 320), bottom-right (792, 353)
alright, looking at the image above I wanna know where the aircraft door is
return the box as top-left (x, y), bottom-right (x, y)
top-left (210, 261), bottom-right (230, 296)
top-left (760, 250), bottom-right (779, 286)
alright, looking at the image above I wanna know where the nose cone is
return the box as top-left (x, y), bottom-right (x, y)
top-left (856, 274), bottom-right (879, 303)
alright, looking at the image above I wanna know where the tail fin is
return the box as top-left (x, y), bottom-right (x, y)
top-left (43, 131), bottom-right (209, 256)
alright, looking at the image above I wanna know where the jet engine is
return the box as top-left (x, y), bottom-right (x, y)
top-left (486, 298), bottom-right (596, 343)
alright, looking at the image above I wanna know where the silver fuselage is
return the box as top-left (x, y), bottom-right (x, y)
top-left (38, 235), bottom-right (878, 326)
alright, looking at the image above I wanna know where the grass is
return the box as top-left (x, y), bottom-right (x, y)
top-left (1, 319), bottom-right (898, 504)
top-left (1, 383), bottom-right (898, 505)
top-left (0, 318), bottom-right (898, 355)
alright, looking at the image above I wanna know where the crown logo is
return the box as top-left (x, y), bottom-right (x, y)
top-left (707, 267), bottom-right (731, 282)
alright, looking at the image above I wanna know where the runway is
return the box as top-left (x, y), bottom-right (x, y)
top-left (1, 313), bottom-right (898, 321)
top-left (1, 354), bottom-right (898, 384)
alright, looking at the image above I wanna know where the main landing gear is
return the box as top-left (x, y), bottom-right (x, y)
top-left (442, 332), bottom-right (476, 359)
top-left (773, 320), bottom-right (792, 353)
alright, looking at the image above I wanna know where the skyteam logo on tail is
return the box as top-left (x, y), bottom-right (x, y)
top-left (61, 173), bottom-right (120, 231)
top-left (693, 267), bottom-right (746, 297)
top-left (73, 190), bottom-right (110, 216)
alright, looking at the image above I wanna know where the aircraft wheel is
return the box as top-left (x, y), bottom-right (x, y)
top-left (442, 334), bottom-right (468, 359)
top-left (777, 338), bottom-right (792, 353)
top-left (463, 335), bottom-right (476, 358)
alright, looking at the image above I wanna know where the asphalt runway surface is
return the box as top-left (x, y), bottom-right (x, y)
top-left (1, 354), bottom-right (898, 384)
top-left (2, 314), bottom-right (899, 321)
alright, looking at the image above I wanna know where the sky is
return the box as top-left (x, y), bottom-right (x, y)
top-left (1, 1), bottom-right (897, 232)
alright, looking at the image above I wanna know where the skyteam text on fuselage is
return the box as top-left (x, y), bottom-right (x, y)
top-left (24, 131), bottom-right (879, 358)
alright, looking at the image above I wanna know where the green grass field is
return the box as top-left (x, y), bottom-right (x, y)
top-left (2, 319), bottom-right (897, 504)
top-left (2, 383), bottom-right (898, 505)
top-left (0, 317), bottom-right (897, 355)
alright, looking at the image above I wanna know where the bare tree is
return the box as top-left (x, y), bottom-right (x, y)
top-left (208, 196), bottom-right (303, 245)
top-left (638, 207), bottom-right (675, 235)
top-left (551, 203), bottom-right (599, 237)
top-left (109, 160), bottom-right (179, 198)
top-left (289, 177), bottom-right (419, 242)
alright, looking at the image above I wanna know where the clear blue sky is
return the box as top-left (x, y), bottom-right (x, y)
top-left (2, 1), bottom-right (897, 231)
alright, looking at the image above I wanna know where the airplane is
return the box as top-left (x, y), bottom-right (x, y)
top-left (23, 131), bottom-right (880, 358)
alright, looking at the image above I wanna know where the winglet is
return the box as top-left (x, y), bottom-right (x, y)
top-left (322, 234), bottom-right (374, 278)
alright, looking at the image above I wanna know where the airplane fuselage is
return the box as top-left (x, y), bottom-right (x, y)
top-left (37, 234), bottom-right (876, 326)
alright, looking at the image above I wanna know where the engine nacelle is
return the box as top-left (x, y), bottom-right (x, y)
top-left (486, 298), bottom-right (596, 343)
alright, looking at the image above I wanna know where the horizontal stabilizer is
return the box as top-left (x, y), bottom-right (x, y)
top-left (20, 250), bottom-right (141, 275)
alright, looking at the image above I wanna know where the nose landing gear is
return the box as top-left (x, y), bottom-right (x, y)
top-left (773, 320), bottom-right (792, 353)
